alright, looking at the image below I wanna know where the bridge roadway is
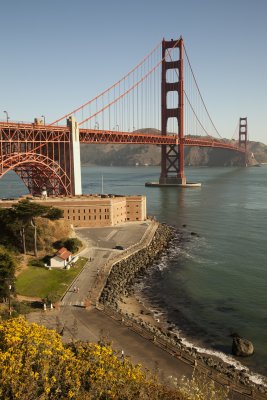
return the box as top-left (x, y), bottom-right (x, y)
top-left (25, 220), bottom-right (261, 400)
top-left (0, 121), bottom-right (245, 152)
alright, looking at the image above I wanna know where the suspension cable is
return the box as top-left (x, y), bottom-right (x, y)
top-left (78, 38), bottom-right (181, 127)
top-left (50, 41), bottom-right (162, 126)
top-left (183, 45), bottom-right (222, 138)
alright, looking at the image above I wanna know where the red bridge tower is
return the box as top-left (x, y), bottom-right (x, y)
top-left (239, 117), bottom-right (248, 166)
top-left (159, 37), bottom-right (186, 186)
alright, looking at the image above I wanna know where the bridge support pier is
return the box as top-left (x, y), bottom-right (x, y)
top-left (67, 116), bottom-right (82, 195)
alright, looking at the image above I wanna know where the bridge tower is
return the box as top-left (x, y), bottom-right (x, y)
top-left (239, 117), bottom-right (248, 166)
top-left (159, 37), bottom-right (186, 186)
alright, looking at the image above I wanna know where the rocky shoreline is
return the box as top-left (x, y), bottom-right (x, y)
top-left (99, 223), bottom-right (267, 398)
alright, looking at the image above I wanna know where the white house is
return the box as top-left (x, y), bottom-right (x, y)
top-left (50, 247), bottom-right (72, 268)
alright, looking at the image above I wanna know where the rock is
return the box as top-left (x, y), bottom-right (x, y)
top-left (232, 335), bottom-right (254, 357)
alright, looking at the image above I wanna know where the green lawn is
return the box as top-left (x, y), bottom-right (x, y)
top-left (16, 257), bottom-right (88, 301)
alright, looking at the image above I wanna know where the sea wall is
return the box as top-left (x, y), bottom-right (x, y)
top-left (99, 223), bottom-right (173, 307)
top-left (98, 223), bottom-right (267, 399)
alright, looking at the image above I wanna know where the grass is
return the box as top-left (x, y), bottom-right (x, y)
top-left (16, 257), bottom-right (88, 301)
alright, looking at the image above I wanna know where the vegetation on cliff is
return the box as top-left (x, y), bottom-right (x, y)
top-left (0, 247), bottom-right (16, 300)
top-left (0, 199), bottom-right (74, 302)
top-left (0, 317), bottom-right (228, 400)
top-left (0, 199), bottom-right (65, 256)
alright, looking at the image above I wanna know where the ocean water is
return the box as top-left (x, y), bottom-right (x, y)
top-left (1, 165), bottom-right (267, 381)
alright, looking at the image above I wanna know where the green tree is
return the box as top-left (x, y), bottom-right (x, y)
top-left (12, 200), bottom-right (51, 256)
top-left (0, 208), bottom-right (21, 249)
top-left (63, 238), bottom-right (82, 253)
top-left (45, 207), bottom-right (64, 220)
top-left (0, 202), bottom-right (64, 257)
top-left (53, 238), bottom-right (67, 250)
top-left (53, 238), bottom-right (82, 253)
top-left (0, 247), bottom-right (16, 300)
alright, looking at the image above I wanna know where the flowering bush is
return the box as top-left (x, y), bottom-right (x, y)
top-left (0, 317), bottom-right (228, 400)
top-left (0, 317), bottom-right (81, 399)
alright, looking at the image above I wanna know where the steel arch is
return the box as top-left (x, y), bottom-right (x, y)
top-left (0, 153), bottom-right (72, 196)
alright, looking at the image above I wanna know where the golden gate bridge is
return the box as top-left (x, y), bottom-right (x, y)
top-left (0, 37), bottom-right (248, 196)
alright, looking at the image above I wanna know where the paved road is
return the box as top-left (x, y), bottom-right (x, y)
top-left (27, 220), bottom-right (194, 381)
top-left (75, 221), bottom-right (150, 250)
top-left (60, 221), bottom-right (150, 306)
top-left (26, 221), bottom-right (251, 399)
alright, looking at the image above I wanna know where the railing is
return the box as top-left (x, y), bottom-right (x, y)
top-left (97, 304), bottom-right (266, 400)
top-left (87, 220), bottom-right (159, 306)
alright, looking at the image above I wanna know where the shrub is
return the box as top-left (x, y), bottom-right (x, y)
top-left (0, 246), bottom-right (16, 299)
top-left (63, 238), bottom-right (82, 253)
top-left (53, 238), bottom-right (82, 253)
top-left (28, 258), bottom-right (45, 268)
top-left (53, 239), bottom-right (67, 250)
top-left (0, 317), bottom-right (229, 400)
top-left (45, 207), bottom-right (64, 220)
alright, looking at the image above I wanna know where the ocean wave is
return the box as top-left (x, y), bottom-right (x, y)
top-left (176, 333), bottom-right (267, 387)
top-left (143, 298), bottom-right (267, 388)
top-left (135, 227), bottom-right (267, 387)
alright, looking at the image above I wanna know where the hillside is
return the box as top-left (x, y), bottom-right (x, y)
top-left (80, 132), bottom-right (267, 167)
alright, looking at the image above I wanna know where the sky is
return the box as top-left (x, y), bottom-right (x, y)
top-left (0, 0), bottom-right (267, 143)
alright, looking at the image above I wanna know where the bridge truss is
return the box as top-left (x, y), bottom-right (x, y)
top-left (0, 38), bottom-right (247, 195)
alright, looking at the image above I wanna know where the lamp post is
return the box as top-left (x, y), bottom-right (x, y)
top-left (3, 110), bottom-right (9, 123)
top-left (41, 115), bottom-right (46, 125)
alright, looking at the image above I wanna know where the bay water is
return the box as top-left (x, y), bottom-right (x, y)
top-left (1, 165), bottom-right (266, 381)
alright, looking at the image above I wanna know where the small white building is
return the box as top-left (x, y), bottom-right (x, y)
top-left (50, 247), bottom-right (72, 268)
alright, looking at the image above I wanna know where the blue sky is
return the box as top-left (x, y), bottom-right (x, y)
top-left (1, 0), bottom-right (267, 143)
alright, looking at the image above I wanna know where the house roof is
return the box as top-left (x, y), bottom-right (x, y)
top-left (56, 247), bottom-right (72, 260)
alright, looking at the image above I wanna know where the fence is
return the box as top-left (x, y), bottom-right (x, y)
top-left (96, 304), bottom-right (267, 400)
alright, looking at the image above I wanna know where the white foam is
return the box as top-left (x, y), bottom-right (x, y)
top-left (134, 229), bottom-right (267, 388)
top-left (171, 328), bottom-right (267, 387)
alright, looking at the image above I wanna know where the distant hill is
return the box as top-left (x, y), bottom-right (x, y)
top-left (80, 130), bottom-right (267, 167)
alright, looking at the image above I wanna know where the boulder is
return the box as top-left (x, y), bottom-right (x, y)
top-left (232, 335), bottom-right (254, 357)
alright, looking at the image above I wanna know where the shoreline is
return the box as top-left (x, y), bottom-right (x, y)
top-left (99, 223), bottom-right (267, 398)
